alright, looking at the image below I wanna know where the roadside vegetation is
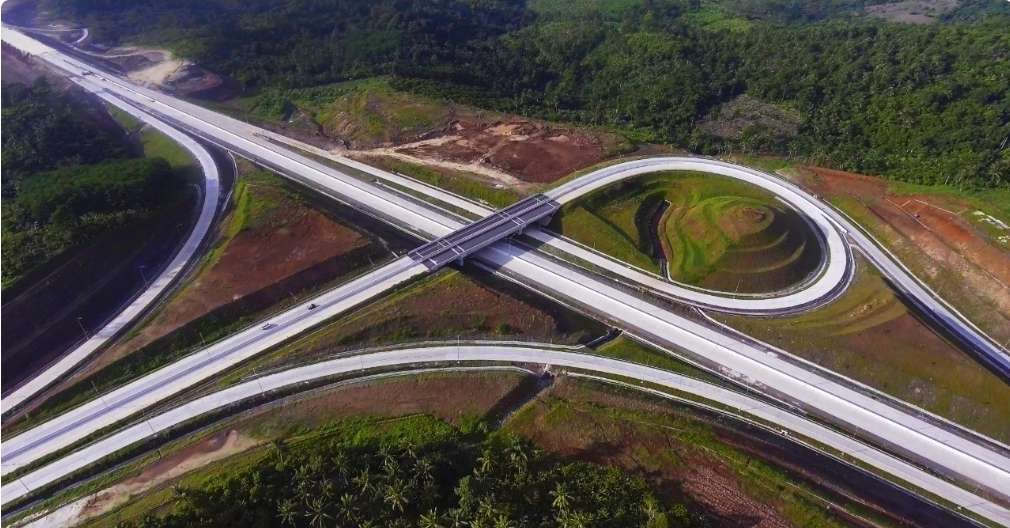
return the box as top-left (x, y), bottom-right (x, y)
top-left (44, 0), bottom-right (1010, 189)
top-left (216, 268), bottom-right (606, 386)
top-left (551, 171), bottom-right (821, 292)
top-left (114, 417), bottom-right (681, 528)
top-left (362, 156), bottom-right (522, 209)
top-left (1, 79), bottom-right (186, 286)
top-left (62, 374), bottom-right (893, 528)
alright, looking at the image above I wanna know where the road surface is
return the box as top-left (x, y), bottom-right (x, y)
top-left (4, 23), bottom-right (1009, 525)
top-left (3, 345), bottom-right (1008, 525)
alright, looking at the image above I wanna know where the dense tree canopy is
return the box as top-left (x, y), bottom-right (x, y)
top-left (2, 79), bottom-right (129, 197)
top-left (42, 0), bottom-right (1010, 187)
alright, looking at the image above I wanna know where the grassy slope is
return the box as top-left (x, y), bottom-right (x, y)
top-left (507, 381), bottom-right (863, 528)
top-left (718, 253), bottom-right (1010, 443)
top-left (213, 267), bottom-right (606, 387)
top-left (552, 171), bottom-right (799, 284)
top-left (364, 156), bottom-right (522, 209)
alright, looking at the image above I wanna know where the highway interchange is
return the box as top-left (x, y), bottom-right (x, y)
top-left (3, 21), bottom-right (1010, 527)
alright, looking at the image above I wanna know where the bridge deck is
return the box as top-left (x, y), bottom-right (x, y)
top-left (409, 194), bottom-right (559, 269)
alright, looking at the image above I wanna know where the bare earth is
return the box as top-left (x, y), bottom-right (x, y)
top-left (790, 165), bottom-right (1010, 344)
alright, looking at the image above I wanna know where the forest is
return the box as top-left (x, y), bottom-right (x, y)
top-left (1, 79), bottom-right (180, 283)
top-left (117, 418), bottom-right (702, 528)
top-left (41, 0), bottom-right (1010, 188)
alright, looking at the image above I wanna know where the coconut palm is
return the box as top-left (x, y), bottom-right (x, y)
top-left (305, 497), bottom-right (331, 528)
top-left (384, 481), bottom-right (409, 513)
top-left (278, 498), bottom-right (299, 526)
top-left (550, 483), bottom-right (571, 513)
top-left (419, 508), bottom-right (444, 528)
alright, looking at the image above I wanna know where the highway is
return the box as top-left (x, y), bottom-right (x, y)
top-left (0, 256), bottom-right (427, 473)
top-left (0, 92), bottom-right (222, 414)
top-left (3, 344), bottom-right (1008, 525)
top-left (3, 23), bottom-right (1010, 525)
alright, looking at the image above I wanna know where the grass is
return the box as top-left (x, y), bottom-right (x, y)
top-left (678, 1), bottom-right (754, 32)
top-left (506, 382), bottom-right (860, 528)
top-left (594, 336), bottom-right (723, 383)
top-left (552, 171), bottom-right (817, 289)
top-left (369, 156), bottom-right (522, 209)
top-left (107, 104), bottom-right (194, 170)
top-left (830, 192), bottom-right (1010, 344)
top-left (5, 166), bottom-right (379, 438)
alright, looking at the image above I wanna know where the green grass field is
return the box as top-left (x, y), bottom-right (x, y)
top-left (552, 171), bottom-right (821, 292)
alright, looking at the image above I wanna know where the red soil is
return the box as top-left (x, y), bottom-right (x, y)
top-left (59, 178), bottom-right (373, 389)
top-left (798, 166), bottom-right (1010, 340)
top-left (393, 117), bottom-right (625, 183)
top-left (512, 379), bottom-right (796, 528)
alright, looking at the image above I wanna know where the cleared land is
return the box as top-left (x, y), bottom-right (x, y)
top-left (222, 78), bottom-right (631, 189)
top-left (717, 252), bottom-right (1010, 443)
top-left (55, 372), bottom-right (533, 527)
top-left (551, 171), bottom-right (822, 293)
top-left (784, 165), bottom-right (1010, 347)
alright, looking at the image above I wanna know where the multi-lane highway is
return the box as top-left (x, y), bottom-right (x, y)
top-left (3, 22), bottom-right (1010, 526)
top-left (4, 344), bottom-right (1009, 525)
top-left (1, 256), bottom-right (428, 472)
top-left (0, 91), bottom-right (222, 414)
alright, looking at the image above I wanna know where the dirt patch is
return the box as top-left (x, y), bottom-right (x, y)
top-left (698, 94), bottom-right (802, 142)
top-left (864, 0), bottom-right (959, 24)
top-left (1, 42), bottom-right (73, 87)
top-left (246, 371), bottom-right (531, 437)
top-left (84, 173), bottom-right (376, 373)
top-left (80, 430), bottom-right (258, 521)
top-left (249, 269), bottom-right (605, 374)
top-left (365, 116), bottom-right (627, 184)
top-left (793, 165), bottom-right (1010, 344)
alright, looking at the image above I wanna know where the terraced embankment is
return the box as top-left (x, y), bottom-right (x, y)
top-left (552, 172), bottom-right (822, 294)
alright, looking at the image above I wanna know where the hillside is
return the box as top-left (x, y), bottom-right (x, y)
top-left (38, 0), bottom-right (1010, 189)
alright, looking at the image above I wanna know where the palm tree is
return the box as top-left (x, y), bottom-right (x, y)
top-left (278, 498), bottom-right (299, 526)
top-left (493, 514), bottom-right (515, 528)
top-left (338, 492), bottom-right (357, 521)
top-left (642, 496), bottom-right (660, 522)
top-left (305, 497), bottom-right (332, 528)
top-left (447, 508), bottom-right (467, 528)
top-left (476, 450), bottom-right (494, 477)
top-left (419, 508), bottom-right (444, 528)
top-left (413, 457), bottom-right (435, 486)
top-left (384, 481), bottom-right (409, 513)
top-left (550, 483), bottom-right (571, 513)
top-left (353, 469), bottom-right (375, 495)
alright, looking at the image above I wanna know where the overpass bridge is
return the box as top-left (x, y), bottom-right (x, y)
top-left (408, 194), bottom-right (559, 269)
